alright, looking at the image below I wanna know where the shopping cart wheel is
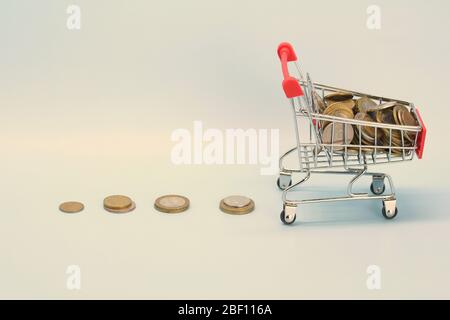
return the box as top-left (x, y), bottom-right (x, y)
top-left (382, 200), bottom-right (398, 220)
top-left (277, 177), bottom-right (292, 190)
top-left (280, 206), bottom-right (296, 225)
top-left (370, 175), bottom-right (386, 195)
top-left (370, 182), bottom-right (385, 195)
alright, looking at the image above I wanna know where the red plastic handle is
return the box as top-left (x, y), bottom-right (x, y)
top-left (415, 108), bottom-right (426, 159)
top-left (277, 42), bottom-right (304, 98)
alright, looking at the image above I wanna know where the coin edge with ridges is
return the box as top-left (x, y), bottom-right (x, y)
top-left (104, 201), bottom-right (136, 214)
top-left (103, 195), bottom-right (133, 210)
top-left (59, 201), bottom-right (85, 214)
top-left (220, 199), bottom-right (255, 215)
top-left (154, 195), bottom-right (190, 214)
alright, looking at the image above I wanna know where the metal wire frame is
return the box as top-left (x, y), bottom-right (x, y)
top-left (280, 77), bottom-right (422, 173)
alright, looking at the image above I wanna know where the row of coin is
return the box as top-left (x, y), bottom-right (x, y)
top-left (59, 195), bottom-right (255, 215)
top-left (313, 91), bottom-right (418, 154)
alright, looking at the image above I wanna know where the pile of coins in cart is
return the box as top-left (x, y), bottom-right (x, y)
top-left (312, 91), bottom-right (419, 155)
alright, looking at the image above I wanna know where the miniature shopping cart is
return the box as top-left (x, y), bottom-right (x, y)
top-left (276, 42), bottom-right (427, 225)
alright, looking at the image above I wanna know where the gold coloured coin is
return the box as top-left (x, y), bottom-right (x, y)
top-left (343, 99), bottom-right (356, 110)
top-left (323, 103), bottom-right (354, 122)
top-left (393, 105), bottom-right (402, 125)
top-left (355, 96), bottom-right (377, 113)
top-left (332, 99), bottom-right (355, 110)
top-left (333, 108), bottom-right (354, 120)
top-left (396, 106), bottom-right (417, 142)
top-left (104, 195), bottom-right (133, 210)
top-left (322, 122), bottom-right (354, 151)
top-left (354, 112), bottom-right (383, 143)
top-left (393, 105), bottom-right (413, 143)
top-left (378, 108), bottom-right (395, 124)
top-left (313, 91), bottom-right (327, 113)
top-left (104, 202), bottom-right (136, 214)
top-left (324, 102), bottom-right (354, 117)
top-left (376, 109), bottom-right (403, 145)
top-left (104, 195), bottom-right (135, 214)
top-left (59, 201), bottom-right (84, 214)
top-left (154, 195), bottom-right (190, 213)
top-left (381, 134), bottom-right (402, 147)
top-left (220, 196), bottom-right (255, 215)
top-left (368, 104), bottom-right (415, 154)
top-left (367, 101), bottom-right (397, 113)
top-left (397, 106), bottom-right (417, 127)
top-left (322, 102), bottom-right (354, 128)
top-left (324, 91), bottom-right (353, 104)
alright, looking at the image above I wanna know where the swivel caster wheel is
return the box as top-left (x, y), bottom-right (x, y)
top-left (277, 176), bottom-right (292, 190)
top-left (370, 182), bottom-right (385, 195)
top-left (370, 175), bottom-right (386, 195)
top-left (280, 206), bottom-right (297, 225)
top-left (382, 199), bottom-right (398, 220)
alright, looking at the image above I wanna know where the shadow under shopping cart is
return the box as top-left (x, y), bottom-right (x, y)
top-left (281, 188), bottom-right (447, 227)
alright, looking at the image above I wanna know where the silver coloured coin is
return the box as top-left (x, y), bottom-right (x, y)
top-left (223, 195), bottom-right (252, 208)
top-left (154, 195), bottom-right (190, 213)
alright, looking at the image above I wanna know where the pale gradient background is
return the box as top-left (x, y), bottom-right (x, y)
top-left (1, 0), bottom-right (449, 299)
